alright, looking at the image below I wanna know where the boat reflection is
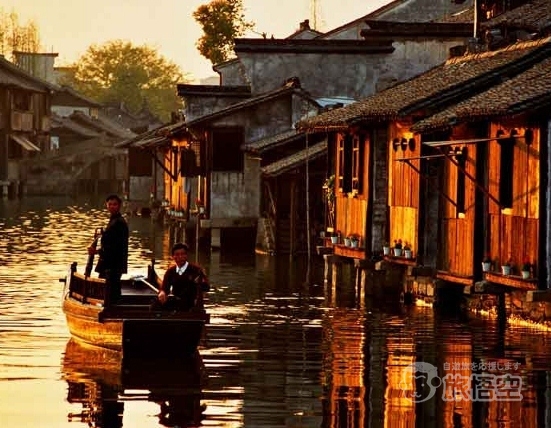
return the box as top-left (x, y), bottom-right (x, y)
top-left (61, 339), bottom-right (205, 427)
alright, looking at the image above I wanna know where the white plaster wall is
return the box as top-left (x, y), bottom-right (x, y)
top-left (210, 158), bottom-right (260, 219)
top-left (239, 38), bottom-right (464, 98)
top-left (182, 95), bottom-right (247, 123)
top-left (216, 60), bottom-right (249, 86)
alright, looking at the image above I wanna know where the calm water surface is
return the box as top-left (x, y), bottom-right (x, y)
top-left (2, 197), bottom-right (551, 427)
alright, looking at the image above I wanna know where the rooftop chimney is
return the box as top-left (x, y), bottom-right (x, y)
top-left (299, 19), bottom-right (310, 31)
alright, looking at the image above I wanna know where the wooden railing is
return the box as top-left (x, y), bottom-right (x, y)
top-left (68, 263), bottom-right (106, 302)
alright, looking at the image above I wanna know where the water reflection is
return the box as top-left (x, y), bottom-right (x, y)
top-left (62, 339), bottom-right (204, 427)
top-left (2, 197), bottom-right (551, 427)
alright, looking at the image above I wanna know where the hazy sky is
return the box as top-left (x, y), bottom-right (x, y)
top-left (4, 0), bottom-right (389, 82)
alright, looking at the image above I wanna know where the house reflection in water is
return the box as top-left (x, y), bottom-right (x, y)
top-left (318, 290), bottom-right (550, 428)
top-left (321, 309), bottom-right (366, 428)
top-left (384, 336), bottom-right (416, 427)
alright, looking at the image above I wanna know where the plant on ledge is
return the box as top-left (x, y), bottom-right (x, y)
top-left (403, 242), bottom-right (412, 259)
top-left (393, 239), bottom-right (403, 257)
top-left (501, 258), bottom-right (513, 276)
top-left (482, 253), bottom-right (492, 272)
top-left (350, 234), bottom-right (360, 248)
top-left (521, 256), bottom-right (532, 279)
top-left (383, 241), bottom-right (390, 256)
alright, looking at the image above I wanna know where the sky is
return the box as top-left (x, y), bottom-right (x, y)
top-left (3, 0), bottom-right (390, 83)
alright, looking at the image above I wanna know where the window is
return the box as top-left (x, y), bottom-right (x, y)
top-left (499, 134), bottom-right (515, 209)
top-left (455, 147), bottom-right (466, 216)
top-left (351, 135), bottom-right (364, 193)
top-left (212, 127), bottom-right (244, 172)
top-left (337, 136), bottom-right (345, 191)
top-left (12, 91), bottom-right (31, 111)
top-left (337, 133), bottom-right (363, 194)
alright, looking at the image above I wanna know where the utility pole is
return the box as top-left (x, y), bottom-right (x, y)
top-left (310, 0), bottom-right (321, 30)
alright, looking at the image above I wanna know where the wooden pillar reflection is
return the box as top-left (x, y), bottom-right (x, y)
top-left (322, 309), bottom-right (366, 427)
top-left (384, 337), bottom-right (416, 428)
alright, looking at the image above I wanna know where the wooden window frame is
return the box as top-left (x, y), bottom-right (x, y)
top-left (455, 147), bottom-right (466, 216)
top-left (498, 137), bottom-right (515, 209)
top-left (337, 136), bottom-right (345, 192)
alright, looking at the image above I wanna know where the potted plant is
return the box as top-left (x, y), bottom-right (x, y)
top-left (331, 230), bottom-right (340, 245)
top-left (501, 258), bottom-right (512, 276)
top-left (383, 241), bottom-right (391, 256)
top-left (393, 239), bottom-right (403, 257)
top-left (521, 257), bottom-right (532, 279)
top-left (344, 235), bottom-right (352, 247)
top-left (403, 242), bottom-right (412, 259)
top-left (350, 234), bottom-right (360, 248)
top-left (482, 253), bottom-right (492, 272)
top-left (195, 198), bottom-right (205, 214)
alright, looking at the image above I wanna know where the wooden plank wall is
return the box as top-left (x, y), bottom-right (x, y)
top-left (440, 132), bottom-right (477, 276)
top-left (335, 132), bottom-right (369, 245)
top-left (388, 124), bottom-right (420, 252)
top-left (488, 122), bottom-right (539, 271)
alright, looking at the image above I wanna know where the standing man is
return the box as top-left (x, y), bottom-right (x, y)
top-left (88, 194), bottom-right (129, 306)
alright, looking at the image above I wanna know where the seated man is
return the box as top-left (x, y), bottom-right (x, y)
top-left (157, 243), bottom-right (209, 311)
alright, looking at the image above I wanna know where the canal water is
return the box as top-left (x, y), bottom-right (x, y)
top-left (1, 196), bottom-right (551, 427)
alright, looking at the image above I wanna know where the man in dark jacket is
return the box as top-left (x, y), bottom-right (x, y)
top-left (157, 242), bottom-right (209, 311)
top-left (88, 194), bottom-right (129, 305)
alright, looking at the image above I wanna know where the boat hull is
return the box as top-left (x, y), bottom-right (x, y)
top-left (62, 265), bottom-right (209, 357)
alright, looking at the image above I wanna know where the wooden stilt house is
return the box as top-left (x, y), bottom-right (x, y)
top-left (412, 55), bottom-right (551, 290)
top-left (298, 37), bottom-right (551, 275)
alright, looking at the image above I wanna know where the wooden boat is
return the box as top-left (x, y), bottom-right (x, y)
top-left (61, 261), bottom-right (209, 358)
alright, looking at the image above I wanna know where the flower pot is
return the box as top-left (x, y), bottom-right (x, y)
top-left (383, 246), bottom-right (391, 256)
top-left (351, 240), bottom-right (359, 248)
top-left (344, 238), bottom-right (351, 247)
top-left (521, 270), bottom-right (530, 279)
top-left (404, 249), bottom-right (412, 259)
top-left (330, 236), bottom-right (338, 244)
top-left (482, 262), bottom-right (491, 272)
top-left (501, 265), bottom-right (511, 276)
top-left (394, 248), bottom-right (403, 257)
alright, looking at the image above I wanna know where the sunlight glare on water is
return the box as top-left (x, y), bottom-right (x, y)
top-left (2, 196), bottom-right (551, 427)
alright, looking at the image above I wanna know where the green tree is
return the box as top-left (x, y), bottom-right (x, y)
top-left (0, 8), bottom-right (41, 58)
top-left (62, 40), bottom-right (187, 122)
top-left (193, 0), bottom-right (254, 65)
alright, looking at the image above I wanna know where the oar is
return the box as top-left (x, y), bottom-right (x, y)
top-left (133, 275), bottom-right (159, 293)
top-left (84, 228), bottom-right (103, 277)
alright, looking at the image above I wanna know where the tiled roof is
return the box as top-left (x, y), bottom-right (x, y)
top-left (298, 37), bottom-right (551, 130)
top-left (54, 85), bottom-right (102, 107)
top-left (262, 141), bottom-right (326, 177)
top-left (241, 130), bottom-right (304, 153)
top-left (115, 120), bottom-right (191, 148)
top-left (116, 124), bottom-right (166, 148)
top-left (70, 111), bottom-right (136, 139)
top-left (233, 38), bottom-right (395, 54)
top-left (360, 20), bottom-right (473, 37)
top-left (51, 113), bottom-right (101, 138)
top-left (435, 7), bottom-right (474, 24)
top-left (482, 0), bottom-right (551, 33)
top-left (0, 56), bottom-right (54, 92)
top-left (177, 84), bottom-right (251, 98)
top-left (412, 56), bottom-right (551, 132)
